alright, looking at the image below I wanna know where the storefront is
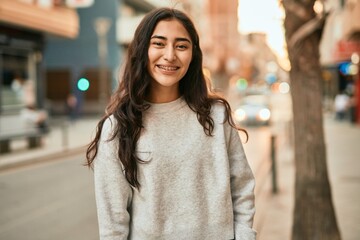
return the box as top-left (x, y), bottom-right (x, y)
top-left (0, 0), bottom-right (78, 114)
top-left (332, 40), bottom-right (360, 124)
top-left (0, 27), bottom-right (44, 113)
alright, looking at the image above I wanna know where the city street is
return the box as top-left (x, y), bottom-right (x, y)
top-left (0, 155), bottom-right (98, 240)
top-left (0, 1), bottom-right (359, 240)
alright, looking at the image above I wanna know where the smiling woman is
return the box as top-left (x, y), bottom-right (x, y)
top-left (86, 7), bottom-right (256, 240)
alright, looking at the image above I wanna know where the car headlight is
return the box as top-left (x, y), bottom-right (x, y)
top-left (234, 108), bottom-right (246, 122)
top-left (258, 108), bottom-right (271, 121)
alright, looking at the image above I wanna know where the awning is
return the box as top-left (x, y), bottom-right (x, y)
top-left (0, 0), bottom-right (79, 39)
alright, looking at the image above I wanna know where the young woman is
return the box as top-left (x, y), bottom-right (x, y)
top-left (86, 7), bottom-right (256, 240)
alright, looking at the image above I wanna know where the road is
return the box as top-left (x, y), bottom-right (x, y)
top-left (229, 91), bottom-right (294, 232)
top-left (0, 155), bottom-right (99, 240)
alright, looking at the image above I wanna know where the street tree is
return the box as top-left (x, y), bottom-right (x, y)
top-left (282, 0), bottom-right (342, 239)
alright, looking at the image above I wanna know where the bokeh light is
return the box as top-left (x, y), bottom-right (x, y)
top-left (77, 78), bottom-right (90, 91)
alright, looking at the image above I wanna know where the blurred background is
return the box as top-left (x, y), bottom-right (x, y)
top-left (0, 0), bottom-right (359, 239)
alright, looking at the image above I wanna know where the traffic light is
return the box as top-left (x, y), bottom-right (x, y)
top-left (77, 78), bottom-right (90, 91)
top-left (236, 78), bottom-right (248, 91)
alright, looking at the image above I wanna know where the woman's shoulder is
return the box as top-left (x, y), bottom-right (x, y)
top-left (100, 115), bottom-right (119, 138)
top-left (210, 100), bottom-right (229, 122)
top-left (103, 114), bottom-right (117, 127)
top-left (211, 100), bottom-right (228, 113)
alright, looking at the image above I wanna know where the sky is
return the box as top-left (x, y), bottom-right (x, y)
top-left (238, 0), bottom-right (288, 68)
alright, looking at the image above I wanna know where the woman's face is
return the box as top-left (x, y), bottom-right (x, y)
top-left (147, 19), bottom-right (193, 102)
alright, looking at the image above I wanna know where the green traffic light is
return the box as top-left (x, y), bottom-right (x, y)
top-left (77, 78), bottom-right (90, 91)
top-left (236, 78), bottom-right (248, 91)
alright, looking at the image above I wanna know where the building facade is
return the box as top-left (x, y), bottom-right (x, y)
top-left (44, 0), bottom-right (119, 115)
top-left (0, 0), bottom-right (78, 114)
top-left (320, 0), bottom-right (360, 122)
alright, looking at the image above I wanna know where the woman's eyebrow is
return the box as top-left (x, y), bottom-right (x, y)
top-left (151, 35), bottom-right (191, 43)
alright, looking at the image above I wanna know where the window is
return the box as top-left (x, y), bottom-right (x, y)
top-left (0, 49), bottom-right (31, 112)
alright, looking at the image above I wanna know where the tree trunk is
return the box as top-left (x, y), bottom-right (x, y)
top-left (283, 1), bottom-right (342, 239)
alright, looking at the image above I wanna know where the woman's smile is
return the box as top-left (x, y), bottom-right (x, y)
top-left (156, 64), bottom-right (180, 73)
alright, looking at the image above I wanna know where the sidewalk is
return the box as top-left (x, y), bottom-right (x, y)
top-left (0, 116), bottom-right (99, 170)
top-left (255, 114), bottom-right (360, 240)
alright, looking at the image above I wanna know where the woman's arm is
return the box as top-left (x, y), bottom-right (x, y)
top-left (227, 125), bottom-right (257, 240)
top-left (93, 117), bottom-right (133, 240)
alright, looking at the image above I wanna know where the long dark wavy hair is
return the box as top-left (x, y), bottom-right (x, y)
top-left (86, 7), bottom-right (247, 189)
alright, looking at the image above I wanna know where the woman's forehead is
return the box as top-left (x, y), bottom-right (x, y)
top-left (151, 19), bottom-right (191, 41)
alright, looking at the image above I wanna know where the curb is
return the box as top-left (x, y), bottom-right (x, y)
top-left (0, 146), bottom-right (87, 172)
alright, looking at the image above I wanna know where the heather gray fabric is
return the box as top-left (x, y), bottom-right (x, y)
top-left (94, 97), bottom-right (256, 240)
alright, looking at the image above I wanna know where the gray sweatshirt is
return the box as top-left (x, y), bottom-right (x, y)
top-left (94, 97), bottom-right (256, 240)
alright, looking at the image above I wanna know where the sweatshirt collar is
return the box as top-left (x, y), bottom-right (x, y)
top-left (146, 96), bottom-right (187, 114)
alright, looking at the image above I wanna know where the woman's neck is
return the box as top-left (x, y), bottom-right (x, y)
top-left (146, 89), bottom-right (180, 103)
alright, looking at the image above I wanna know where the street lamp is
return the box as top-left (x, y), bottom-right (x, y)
top-left (94, 17), bottom-right (111, 109)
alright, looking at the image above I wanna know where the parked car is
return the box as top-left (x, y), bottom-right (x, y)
top-left (233, 94), bottom-right (271, 126)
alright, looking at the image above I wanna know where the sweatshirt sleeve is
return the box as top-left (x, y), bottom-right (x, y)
top-left (227, 125), bottom-right (257, 240)
top-left (93, 117), bottom-right (133, 240)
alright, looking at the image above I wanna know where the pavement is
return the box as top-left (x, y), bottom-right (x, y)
top-left (0, 113), bottom-right (359, 240)
top-left (253, 113), bottom-right (360, 240)
top-left (0, 116), bottom-right (99, 170)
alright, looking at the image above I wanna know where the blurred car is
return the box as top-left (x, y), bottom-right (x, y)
top-left (234, 94), bottom-right (271, 126)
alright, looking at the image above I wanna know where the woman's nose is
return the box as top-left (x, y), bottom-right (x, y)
top-left (163, 46), bottom-right (176, 61)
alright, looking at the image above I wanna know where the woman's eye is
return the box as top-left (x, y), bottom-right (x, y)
top-left (176, 45), bottom-right (188, 50)
top-left (152, 42), bottom-right (164, 47)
